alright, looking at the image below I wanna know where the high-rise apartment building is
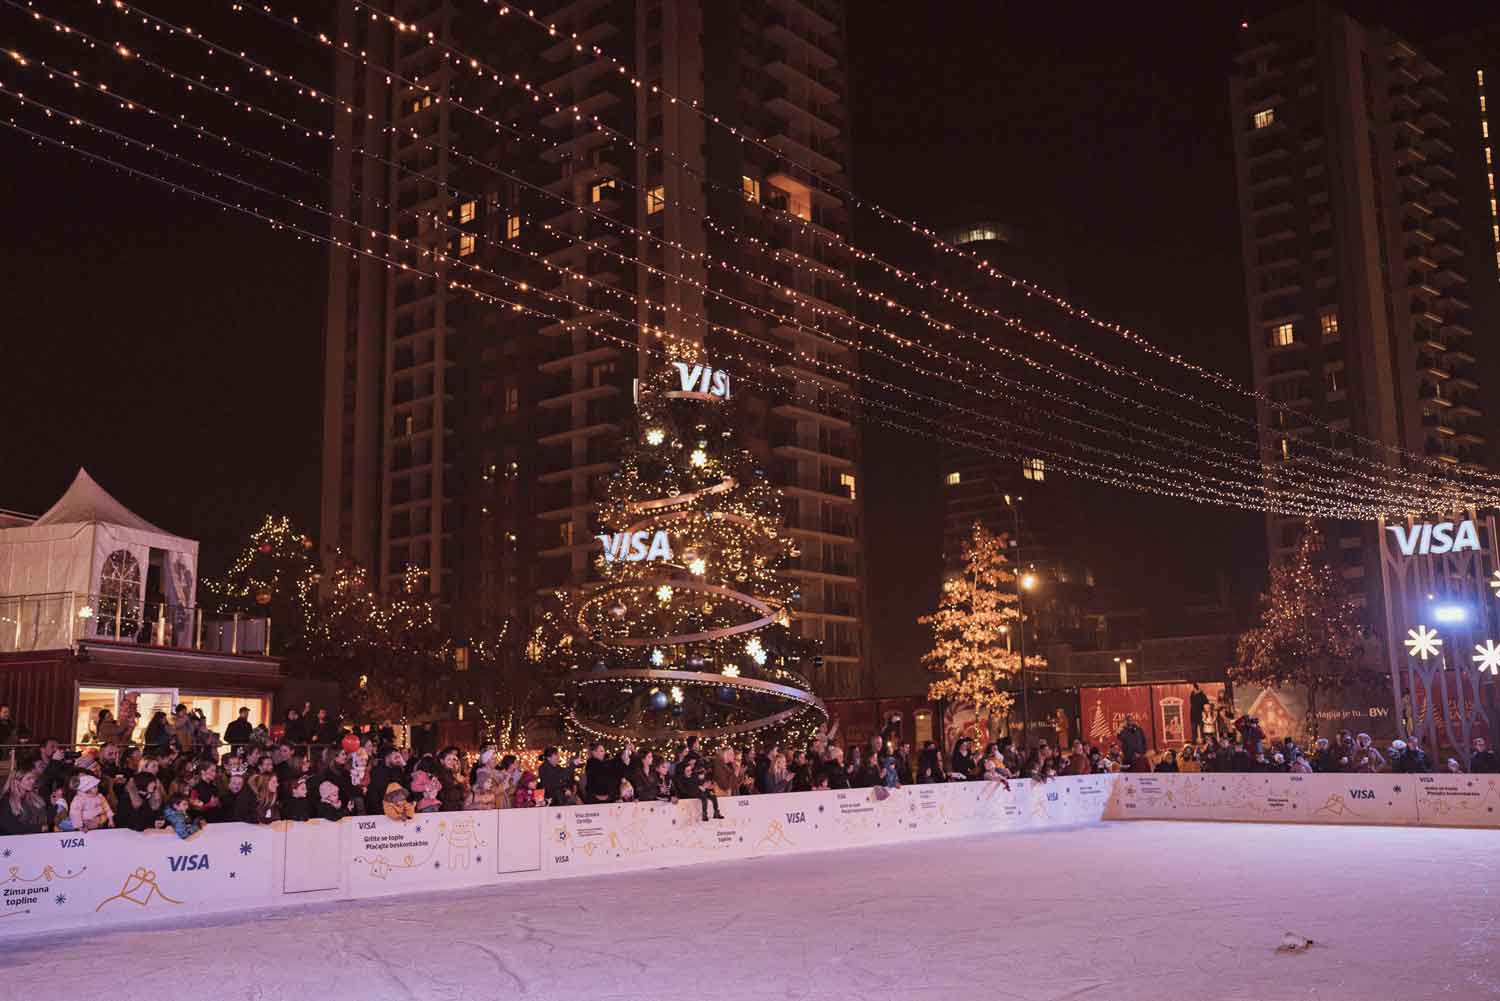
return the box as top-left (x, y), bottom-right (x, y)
top-left (931, 221), bottom-right (1094, 648)
top-left (1230, 2), bottom-right (1499, 625)
top-left (321, 0), bottom-right (871, 698)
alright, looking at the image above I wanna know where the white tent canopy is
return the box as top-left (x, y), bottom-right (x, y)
top-left (0, 469), bottom-right (199, 610)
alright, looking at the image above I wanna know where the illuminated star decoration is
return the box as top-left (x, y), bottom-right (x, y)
top-left (1474, 640), bottom-right (1500, 675)
top-left (1490, 570), bottom-right (1500, 598)
top-left (1404, 625), bottom-right (1442, 661)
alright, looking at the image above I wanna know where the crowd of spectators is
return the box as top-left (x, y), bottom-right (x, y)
top-left (3, 701), bottom-right (1498, 838)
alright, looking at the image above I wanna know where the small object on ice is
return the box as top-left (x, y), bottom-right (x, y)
top-left (1276, 932), bottom-right (1314, 953)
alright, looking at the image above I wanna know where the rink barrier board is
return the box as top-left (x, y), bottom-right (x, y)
top-left (0, 775), bottom-right (1113, 934)
top-left (1105, 771), bottom-right (1500, 828)
top-left (4, 771), bottom-right (1496, 936)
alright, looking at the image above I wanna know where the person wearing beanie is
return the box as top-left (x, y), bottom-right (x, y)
top-left (316, 780), bottom-right (350, 821)
top-left (382, 782), bottom-right (414, 821)
top-left (412, 770), bottom-right (442, 813)
top-left (69, 773), bottom-right (114, 831)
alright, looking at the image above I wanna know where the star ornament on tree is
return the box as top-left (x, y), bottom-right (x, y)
top-left (1474, 639), bottom-right (1500, 675)
top-left (1405, 625), bottom-right (1442, 661)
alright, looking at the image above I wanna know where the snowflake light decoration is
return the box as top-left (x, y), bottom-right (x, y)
top-left (1405, 624), bottom-right (1442, 661)
top-left (1474, 639), bottom-right (1500, 675)
top-left (1491, 570), bottom-right (1500, 598)
top-left (645, 428), bottom-right (665, 446)
top-left (655, 584), bottom-right (674, 603)
top-left (721, 664), bottom-right (741, 678)
top-left (650, 647), bottom-right (665, 667)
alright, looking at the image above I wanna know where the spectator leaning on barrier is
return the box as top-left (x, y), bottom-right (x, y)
top-left (1469, 737), bottom-right (1499, 773)
top-left (0, 766), bottom-right (47, 835)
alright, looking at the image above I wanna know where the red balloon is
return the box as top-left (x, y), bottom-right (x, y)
top-left (341, 734), bottom-right (360, 753)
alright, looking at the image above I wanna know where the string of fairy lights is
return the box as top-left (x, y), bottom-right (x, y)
top-left (0, 111), bottom-right (1371, 517)
top-left (0, 67), bottom-right (1382, 518)
top-left (443, 0), bottom-right (1500, 487)
top-left (26, 0), bottom-right (1488, 513)
top-left (325, 0), bottom-right (1500, 489)
top-left (3, 14), bottom-right (1473, 519)
top-left (87, 0), bottom-right (1500, 498)
top-left (5, 0), bottom-right (1494, 516)
top-left (230, 0), bottom-right (1500, 498)
top-left (0, 48), bottom-right (1479, 520)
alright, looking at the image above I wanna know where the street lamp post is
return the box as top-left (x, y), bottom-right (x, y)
top-left (1006, 494), bottom-right (1039, 748)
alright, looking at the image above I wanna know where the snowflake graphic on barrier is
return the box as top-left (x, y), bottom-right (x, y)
top-left (239, 841), bottom-right (254, 856)
top-left (1405, 625), bottom-right (1442, 661)
top-left (54, 894), bottom-right (66, 906)
top-left (1474, 640), bottom-right (1500, 676)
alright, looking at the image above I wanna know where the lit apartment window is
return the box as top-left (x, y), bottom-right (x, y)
top-left (1280, 438), bottom-right (1291, 461)
top-left (741, 175), bottom-right (761, 202)
top-left (1023, 457), bottom-right (1046, 482)
top-left (1325, 367), bottom-right (1341, 393)
top-left (1319, 311), bottom-right (1339, 338)
top-left (1252, 108), bottom-right (1275, 129)
top-left (559, 522), bottom-right (574, 546)
top-left (504, 385), bottom-right (519, 414)
top-left (944, 471), bottom-right (961, 486)
top-left (1271, 322), bottom-right (1294, 347)
top-left (590, 178), bottom-right (617, 204)
top-left (646, 185), bottom-right (666, 214)
top-left (839, 472), bottom-right (856, 500)
top-left (506, 216), bottom-right (521, 240)
top-left (458, 200), bottom-right (476, 224)
top-left (458, 233), bottom-right (477, 257)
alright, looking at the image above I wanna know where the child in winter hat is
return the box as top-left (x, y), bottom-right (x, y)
top-left (382, 782), bottom-right (414, 821)
top-left (411, 770), bottom-right (441, 813)
top-left (316, 780), bottom-right (346, 821)
top-left (69, 773), bottom-right (114, 831)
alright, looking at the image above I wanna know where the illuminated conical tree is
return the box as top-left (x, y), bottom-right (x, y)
top-left (1234, 522), bottom-right (1363, 726)
top-left (921, 522), bottom-right (1040, 739)
top-left (561, 348), bottom-right (826, 749)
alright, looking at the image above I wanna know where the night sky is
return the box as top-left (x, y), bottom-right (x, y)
top-left (2, 1), bottom-right (1496, 691)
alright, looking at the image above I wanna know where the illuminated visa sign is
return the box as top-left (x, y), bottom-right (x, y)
top-left (1386, 520), bottom-right (1480, 556)
top-left (673, 361), bottom-right (731, 399)
top-left (598, 529), bottom-right (674, 562)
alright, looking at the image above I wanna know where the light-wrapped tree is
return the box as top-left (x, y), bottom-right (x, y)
top-left (922, 522), bottom-right (1036, 742)
top-left (1233, 521), bottom-right (1363, 728)
top-left (559, 350), bottom-right (826, 750)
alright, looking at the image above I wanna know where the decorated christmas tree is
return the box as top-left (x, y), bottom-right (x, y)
top-left (203, 515), bottom-right (318, 645)
top-left (1234, 521), bottom-right (1363, 727)
top-left (558, 350), bottom-right (826, 748)
top-left (921, 522), bottom-right (1038, 739)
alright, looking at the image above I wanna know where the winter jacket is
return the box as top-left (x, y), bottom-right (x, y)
top-left (433, 765), bottom-right (468, 812)
top-left (710, 758), bottom-right (740, 795)
top-left (1349, 745), bottom-right (1385, 773)
top-left (69, 791), bottom-right (113, 831)
top-left (1395, 749), bottom-right (1432, 773)
top-left (281, 797), bottom-right (312, 822)
top-left (0, 795), bottom-right (47, 835)
top-left (231, 786), bottom-right (260, 824)
top-left (1117, 724), bottom-right (1148, 764)
top-left (1064, 752), bottom-right (1092, 776)
top-left (144, 717), bottom-right (170, 748)
top-left (163, 805), bottom-right (198, 839)
top-left (673, 770), bottom-right (707, 799)
top-left (316, 800), bottom-right (350, 821)
top-left (583, 758), bottom-right (617, 803)
top-left (539, 761), bottom-right (572, 804)
top-left (821, 763), bottom-right (851, 790)
top-left (627, 767), bottom-right (657, 801)
top-left (115, 793), bottom-right (162, 832)
top-left (1471, 749), bottom-right (1500, 773)
top-left (224, 719), bottom-right (254, 746)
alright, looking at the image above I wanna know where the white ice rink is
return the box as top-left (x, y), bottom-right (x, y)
top-left (3, 820), bottom-right (1495, 1001)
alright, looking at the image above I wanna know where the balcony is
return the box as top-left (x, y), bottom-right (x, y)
top-left (764, 15), bottom-right (838, 71)
top-left (764, 60), bottom-right (839, 105)
top-left (766, 130), bottom-right (842, 176)
top-left (0, 592), bottom-right (274, 656)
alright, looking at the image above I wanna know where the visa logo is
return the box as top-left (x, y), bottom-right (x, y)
top-left (1387, 520), bottom-right (1480, 556)
top-left (554, 855), bottom-right (570, 864)
top-left (167, 854), bottom-right (210, 872)
top-left (1348, 789), bottom-right (1376, 799)
top-left (785, 811), bottom-right (806, 824)
top-left (59, 837), bottom-right (85, 848)
top-left (357, 821), bottom-right (376, 830)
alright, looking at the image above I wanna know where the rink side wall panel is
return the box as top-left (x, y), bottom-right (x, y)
top-left (4, 772), bottom-right (1496, 936)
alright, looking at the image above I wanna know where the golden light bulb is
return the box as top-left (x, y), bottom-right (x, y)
top-left (690, 448), bottom-right (707, 467)
top-left (656, 584), bottom-right (674, 602)
top-left (646, 427), bottom-right (665, 446)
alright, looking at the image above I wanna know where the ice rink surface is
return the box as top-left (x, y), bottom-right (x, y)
top-left (3, 820), bottom-right (1496, 1001)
